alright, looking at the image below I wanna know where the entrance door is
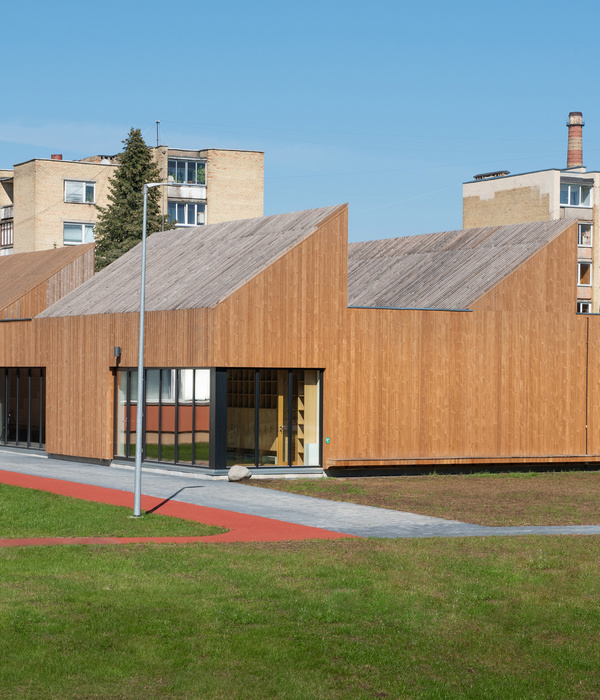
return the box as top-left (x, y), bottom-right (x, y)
top-left (227, 369), bottom-right (321, 468)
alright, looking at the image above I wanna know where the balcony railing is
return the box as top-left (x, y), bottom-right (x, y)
top-left (1, 205), bottom-right (14, 220)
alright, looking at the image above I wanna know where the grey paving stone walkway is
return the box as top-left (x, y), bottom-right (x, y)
top-left (1, 449), bottom-right (600, 539)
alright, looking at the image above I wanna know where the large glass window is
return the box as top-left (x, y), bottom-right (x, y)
top-left (63, 222), bottom-right (95, 245)
top-left (226, 369), bottom-right (321, 468)
top-left (64, 180), bottom-right (95, 204)
top-left (0, 368), bottom-right (45, 449)
top-left (561, 183), bottom-right (592, 207)
top-left (167, 201), bottom-right (206, 226)
top-left (167, 160), bottom-right (206, 185)
top-left (115, 368), bottom-right (210, 466)
top-left (115, 367), bottom-right (320, 469)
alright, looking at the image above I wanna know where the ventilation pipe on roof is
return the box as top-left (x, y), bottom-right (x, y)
top-left (567, 112), bottom-right (584, 168)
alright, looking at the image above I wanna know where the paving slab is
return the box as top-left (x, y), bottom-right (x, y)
top-left (1, 450), bottom-right (600, 539)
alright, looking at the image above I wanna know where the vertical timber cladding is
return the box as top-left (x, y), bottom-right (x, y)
top-left (330, 307), bottom-right (587, 465)
top-left (5, 204), bottom-right (591, 467)
top-left (326, 221), bottom-right (588, 466)
top-left (207, 206), bottom-right (348, 368)
top-left (39, 205), bottom-right (349, 463)
top-left (585, 316), bottom-right (600, 456)
top-left (42, 315), bottom-right (116, 461)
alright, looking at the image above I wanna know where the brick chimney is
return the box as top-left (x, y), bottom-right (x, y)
top-left (567, 112), bottom-right (584, 168)
top-left (51, 154), bottom-right (63, 160)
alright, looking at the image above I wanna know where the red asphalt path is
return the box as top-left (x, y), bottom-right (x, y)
top-left (0, 470), bottom-right (355, 546)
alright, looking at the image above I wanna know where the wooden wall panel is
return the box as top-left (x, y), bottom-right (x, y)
top-left (585, 316), bottom-right (600, 456)
top-left (471, 225), bottom-right (577, 314)
top-left (1, 247), bottom-right (95, 320)
top-left (0, 210), bottom-right (593, 469)
top-left (46, 248), bottom-right (95, 307)
top-left (208, 206), bottom-right (347, 368)
top-left (323, 308), bottom-right (587, 466)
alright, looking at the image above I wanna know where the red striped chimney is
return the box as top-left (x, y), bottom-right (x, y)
top-left (567, 112), bottom-right (584, 168)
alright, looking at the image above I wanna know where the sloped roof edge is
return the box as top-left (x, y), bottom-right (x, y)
top-left (39, 204), bottom-right (346, 318)
top-left (347, 219), bottom-right (576, 310)
top-left (0, 244), bottom-right (94, 312)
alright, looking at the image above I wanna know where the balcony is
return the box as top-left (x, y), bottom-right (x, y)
top-left (167, 184), bottom-right (207, 200)
top-left (1, 205), bottom-right (13, 221)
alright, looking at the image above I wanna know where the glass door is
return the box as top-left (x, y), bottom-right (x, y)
top-left (0, 368), bottom-right (45, 450)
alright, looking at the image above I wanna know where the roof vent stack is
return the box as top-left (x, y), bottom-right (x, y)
top-left (567, 112), bottom-right (584, 168)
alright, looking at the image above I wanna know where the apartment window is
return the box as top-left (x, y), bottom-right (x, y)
top-left (1, 220), bottom-right (13, 248)
top-left (167, 159), bottom-right (206, 185)
top-left (577, 301), bottom-right (592, 314)
top-left (578, 262), bottom-right (592, 286)
top-left (578, 223), bottom-right (593, 246)
top-left (560, 183), bottom-right (592, 207)
top-left (167, 201), bottom-right (206, 226)
top-left (63, 222), bottom-right (95, 245)
top-left (65, 180), bottom-right (95, 204)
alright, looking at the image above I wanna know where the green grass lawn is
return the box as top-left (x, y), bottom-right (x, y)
top-left (2, 479), bottom-right (600, 698)
top-left (1, 537), bottom-right (600, 699)
top-left (0, 483), bottom-right (225, 538)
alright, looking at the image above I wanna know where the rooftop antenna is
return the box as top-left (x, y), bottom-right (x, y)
top-left (156, 120), bottom-right (160, 148)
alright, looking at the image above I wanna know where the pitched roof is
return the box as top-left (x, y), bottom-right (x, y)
top-left (40, 205), bottom-right (344, 317)
top-left (0, 244), bottom-right (94, 312)
top-left (347, 219), bottom-right (575, 310)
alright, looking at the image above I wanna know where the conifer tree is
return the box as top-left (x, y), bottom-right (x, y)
top-left (94, 128), bottom-right (172, 270)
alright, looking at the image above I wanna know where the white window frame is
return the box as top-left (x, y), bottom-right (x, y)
top-left (167, 201), bottom-right (206, 227)
top-left (167, 159), bottom-right (206, 185)
top-left (578, 261), bottom-right (592, 287)
top-left (578, 223), bottom-right (593, 247)
top-left (560, 183), bottom-right (593, 208)
top-left (577, 301), bottom-right (592, 314)
top-left (64, 180), bottom-right (96, 204)
top-left (63, 222), bottom-right (95, 245)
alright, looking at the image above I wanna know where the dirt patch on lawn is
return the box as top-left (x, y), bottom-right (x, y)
top-left (248, 471), bottom-right (600, 526)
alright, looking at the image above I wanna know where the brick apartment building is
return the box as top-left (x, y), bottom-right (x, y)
top-left (0, 145), bottom-right (263, 256)
top-left (463, 112), bottom-right (598, 312)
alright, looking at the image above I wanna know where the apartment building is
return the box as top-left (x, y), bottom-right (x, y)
top-left (0, 146), bottom-right (264, 256)
top-left (463, 112), bottom-right (598, 312)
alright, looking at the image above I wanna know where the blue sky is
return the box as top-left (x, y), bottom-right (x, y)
top-left (2, 0), bottom-right (599, 241)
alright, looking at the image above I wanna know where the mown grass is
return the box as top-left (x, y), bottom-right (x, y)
top-left (0, 483), bottom-right (225, 538)
top-left (1, 537), bottom-right (600, 699)
top-left (250, 470), bottom-right (600, 526)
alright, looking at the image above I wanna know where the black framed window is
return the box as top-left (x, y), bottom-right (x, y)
top-left (0, 367), bottom-right (45, 450)
top-left (114, 367), bottom-right (322, 470)
top-left (225, 368), bottom-right (322, 468)
top-left (114, 368), bottom-right (211, 466)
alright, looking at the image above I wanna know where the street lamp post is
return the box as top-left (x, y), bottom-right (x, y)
top-left (133, 180), bottom-right (184, 516)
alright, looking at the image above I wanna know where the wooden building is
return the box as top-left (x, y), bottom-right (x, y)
top-left (0, 204), bottom-right (597, 474)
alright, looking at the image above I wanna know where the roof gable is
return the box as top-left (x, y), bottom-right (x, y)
top-left (39, 205), bottom-right (344, 318)
top-left (347, 219), bottom-right (574, 310)
top-left (0, 244), bottom-right (94, 313)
